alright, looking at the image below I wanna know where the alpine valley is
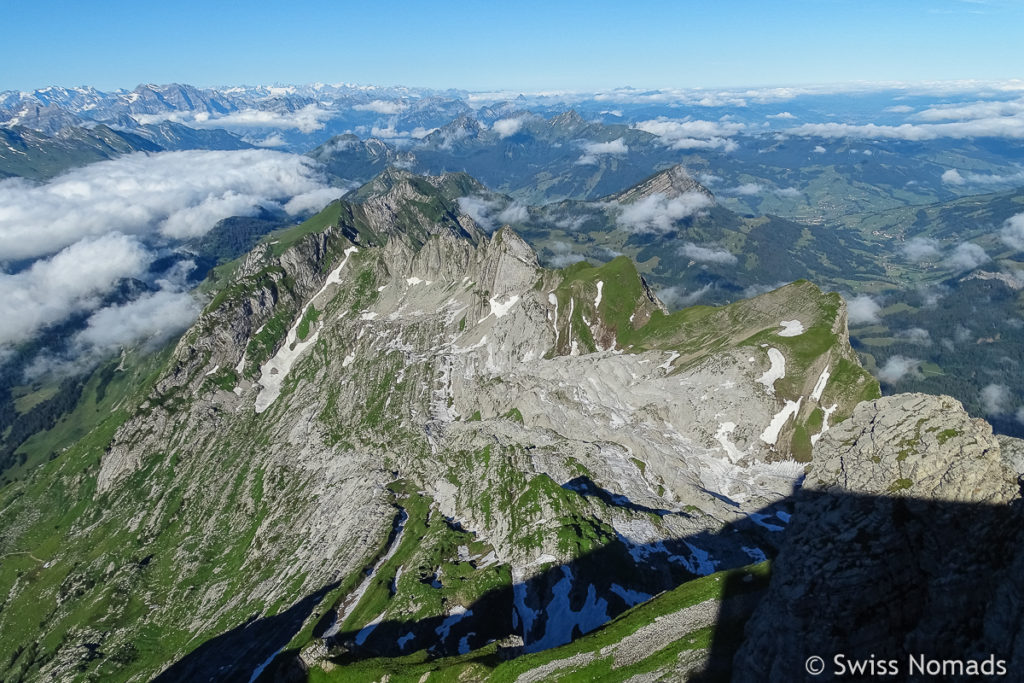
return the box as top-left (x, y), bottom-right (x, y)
top-left (1, 82), bottom-right (1024, 682)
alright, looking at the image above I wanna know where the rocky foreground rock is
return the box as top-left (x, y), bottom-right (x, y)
top-left (734, 393), bottom-right (1024, 680)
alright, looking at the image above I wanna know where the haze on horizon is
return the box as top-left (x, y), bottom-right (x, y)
top-left (3, 0), bottom-right (1022, 93)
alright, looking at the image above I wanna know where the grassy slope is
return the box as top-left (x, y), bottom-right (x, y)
top-left (309, 562), bottom-right (770, 682)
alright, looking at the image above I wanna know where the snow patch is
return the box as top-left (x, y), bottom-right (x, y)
top-left (756, 348), bottom-right (786, 394)
top-left (594, 280), bottom-right (604, 308)
top-left (810, 366), bottom-right (830, 401)
top-left (524, 567), bottom-right (609, 652)
top-left (254, 247), bottom-right (357, 413)
top-left (548, 292), bottom-right (560, 347)
top-left (668, 542), bottom-right (718, 575)
top-left (489, 294), bottom-right (520, 318)
top-left (778, 320), bottom-right (805, 336)
top-left (248, 647), bottom-right (284, 683)
top-left (811, 403), bottom-right (839, 445)
top-left (325, 507), bottom-right (407, 638)
top-left (355, 613), bottom-right (385, 645)
top-left (742, 546), bottom-right (767, 562)
top-left (610, 583), bottom-right (651, 607)
top-left (658, 351), bottom-right (680, 371)
top-left (342, 352), bottom-right (356, 368)
top-left (435, 606), bottom-right (472, 642)
top-left (714, 422), bottom-right (744, 463)
top-left (397, 631), bottom-right (415, 650)
top-left (204, 364), bottom-right (220, 376)
top-left (759, 397), bottom-right (802, 445)
top-left (748, 512), bottom-right (786, 532)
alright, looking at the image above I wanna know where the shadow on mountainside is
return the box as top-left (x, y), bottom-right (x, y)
top-left (153, 487), bottom-right (1024, 682)
top-left (698, 488), bottom-right (1024, 682)
top-left (152, 581), bottom-right (340, 683)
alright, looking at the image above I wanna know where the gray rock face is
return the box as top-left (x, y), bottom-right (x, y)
top-left (734, 393), bottom-right (1024, 681)
top-left (5, 172), bottom-right (878, 681)
top-left (808, 393), bottom-right (1019, 503)
top-left (610, 164), bottom-right (712, 204)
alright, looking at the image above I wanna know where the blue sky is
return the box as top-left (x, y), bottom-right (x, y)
top-left (2, 0), bottom-right (1022, 91)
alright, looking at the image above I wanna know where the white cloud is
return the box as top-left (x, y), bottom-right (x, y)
top-left (0, 233), bottom-right (150, 346)
top-left (945, 242), bottom-right (989, 271)
top-left (616, 192), bottom-right (713, 234)
top-left (0, 150), bottom-right (332, 260)
top-left (743, 281), bottom-right (790, 298)
top-left (723, 183), bottom-right (763, 196)
top-left (72, 289), bottom-right (200, 354)
top-left (980, 383), bottom-right (1011, 415)
top-left (187, 104), bottom-right (334, 134)
top-left (410, 126), bottom-right (438, 139)
top-left (1000, 213), bottom-right (1024, 250)
top-left (369, 123), bottom-right (402, 139)
top-left (813, 145), bottom-right (827, 154)
top-left (435, 124), bottom-right (475, 150)
top-left (458, 197), bottom-right (529, 230)
top-left (913, 98), bottom-right (1024, 122)
top-left (320, 136), bottom-right (358, 153)
top-left (786, 116), bottom-right (1024, 141)
top-left (492, 117), bottom-right (524, 138)
top-left (942, 169), bottom-right (966, 185)
top-left (283, 188), bottom-right (342, 215)
top-left (634, 117), bottom-right (744, 151)
top-left (896, 327), bottom-right (932, 345)
top-left (576, 138), bottom-right (629, 165)
top-left (547, 242), bottom-right (587, 268)
top-left (943, 167), bottom-right (1024, 186)
top-left (847, 294), bottom-right (881, 324)
top-left (353, 100), bottom-right (407, 114)
top-left (457, 196), bottom-right (502, 232)
top-left (497, 202), bottom-right (528, 224)
top-left (901, 236), bottom-right (941, 262)
top-left (656, 284), bottom-right (711, 309)
top-left (766, 112), bottom-right (796, 119)
top-left (885, 105), bottom-right (915, 114)
top-left (774, 187), bottom-right (802, 198)
top-left (878, 355), bottom-right (922, 383)
top-left (679, 242), bottom-right (737, 265)
top-left (252, 133), bottom-right (287, 147)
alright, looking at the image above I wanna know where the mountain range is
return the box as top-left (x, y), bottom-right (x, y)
top-left (1, 81), bottom-right (1024, 681)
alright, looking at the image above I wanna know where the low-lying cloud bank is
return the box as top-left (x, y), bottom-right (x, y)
top-left (786, 116), bottom-right (1024, 141)
top-left (456, 196), bottom-right (526, 232)
top-left (0, 149), bottom-right (335, 261)
top-left (0, 149), bottom-right (340, 374)
top-left (576, 138), bottom-right (629, 165)
top-left (634, 117), bottom-right (744, 151)
top-left (877, 355), bottom-right (922, 383)
top-left (616, 192), bottom-right (712, 234)
top-left (137, 104), bottom-right (335, 134)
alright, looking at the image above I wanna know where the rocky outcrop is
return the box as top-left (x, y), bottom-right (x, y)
top-left (734, 393), bottom-right (1024, 680)
top-left (610, 164), bottom-right (713, 204)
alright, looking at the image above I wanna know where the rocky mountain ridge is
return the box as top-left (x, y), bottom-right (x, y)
top-left (0, 169), bottom-right (880, 681)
